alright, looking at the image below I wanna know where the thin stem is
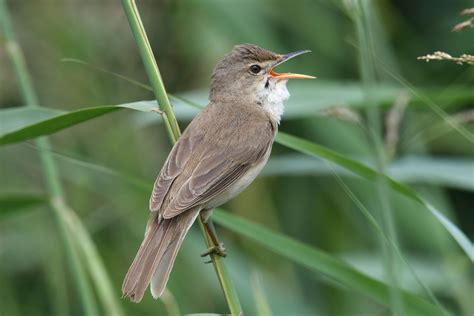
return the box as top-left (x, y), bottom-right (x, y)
top-left (353, 1), bottom-right (404, 315)
top-left (198, 220), bottom-right (242, 314)
top-left (121, 0), bottom-right (181, 141)
top-left (0, 1), bottom-right (99, 315)
top-left (53, 199), bottom-right (125, 316)
top-left (0, 2), bottom-right (124, 316)
top-left (121, 0), bottom-right (243, 314)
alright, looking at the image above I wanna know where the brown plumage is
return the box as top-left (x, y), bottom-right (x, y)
top-left (122, 44), bottom-right (313, 302)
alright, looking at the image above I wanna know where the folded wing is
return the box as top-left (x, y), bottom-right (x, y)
top-left (149, 108), bottom-right (275, 219)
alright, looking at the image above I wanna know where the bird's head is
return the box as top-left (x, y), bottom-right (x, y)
top-left (210, 44), bottom-right (314, 116)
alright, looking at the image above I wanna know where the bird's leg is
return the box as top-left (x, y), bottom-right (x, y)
top-left (200, 209), bottom-right (227, 258)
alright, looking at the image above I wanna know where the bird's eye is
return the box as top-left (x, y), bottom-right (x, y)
top-left (249, 64), bottom-right (261, 74)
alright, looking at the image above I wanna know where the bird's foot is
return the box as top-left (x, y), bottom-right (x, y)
top-left (201, 243), bottom-right (227, 258)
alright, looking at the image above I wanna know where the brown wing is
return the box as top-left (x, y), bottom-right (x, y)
top-left (162, 140), bottom-right (270, 219)
top-left (149, 130), bottom-right (202, 212)
top-left (149, 103), bottom-right (275, 218)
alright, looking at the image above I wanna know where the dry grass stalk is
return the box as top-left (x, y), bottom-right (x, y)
top-left (319, 106), bottom-right (361, 123)
top-left (384, 92), bottom-right (410, 159)
top-left (418, 8), bottom-right (473, 65)
top-left (417, 52), bottom-right (474, 65)
top-left (453, 8), bottom-right (474, 32)
top-left (448, 109), bottom-right (474, 125)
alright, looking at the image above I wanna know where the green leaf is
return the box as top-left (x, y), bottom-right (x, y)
top-left (1, 102), bottom-right (471, 261)
top-left (264, 154), bottom-right (474, 191)
top-left (0, 101), bottom-right (157, 146)
top-left (0, 193), bottom-right (48, 216)
top-left (0, 107), bottom-right (63, 135)
top-left (213, 210), bottom-right (447, 316)
top-left (275, 132), bottom-right (474, 261)
top-left (386, 156), bottom-right (474, 191)
top-left (276, 132), bottom-right (422, 202)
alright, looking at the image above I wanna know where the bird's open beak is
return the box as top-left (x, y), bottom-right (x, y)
top-left (269, 50), bottom-right (316, 80)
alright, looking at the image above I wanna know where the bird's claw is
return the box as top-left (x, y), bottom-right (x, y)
top-left (201, 243), bottom-right (227, 258)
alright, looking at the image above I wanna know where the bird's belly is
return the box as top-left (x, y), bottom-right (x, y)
top-left (204, 155), bottom-right (269, 209)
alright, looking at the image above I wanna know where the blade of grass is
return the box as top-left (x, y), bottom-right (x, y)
top-left (7, 140), bottom-right (458, 315)
top-left (382, 63), bottom-right (474, 144)
top-left (61, 58), bottom-right (154, 92)
top-left (0, 2), bottom-right (124, 315)
top-left (50, 198), bottom-right (126, 316)
top-left (1, 143), bottom-right (448, 315)
top-left (0, 2), bottom-right (99, 315)
top-left (0, 103), bottom-right (156, 146)
top-left (250, 271), bottom-right (273, 316)
top-left (263, 154), bottom-right (474, 191)
top-left (213, 210), bottom-right (448, 316)
top-left (120, 0), bottom-right (242, 313)
top-left (344, 38), bottom-right (474, 145)
top-left (276, 132), bottom-right (474, 261)
top-left (353, 1), bottom-right (404, 314)
top-left (2, 102), bottom-right (471, 261)
top-left (345, 34), bottom-right (474, 145)
top-left (325, 162), bottom-right (446, 314)
top-left (121, 0), bottom-right (180, 142)
top-left (0, 107), bottom-right (63, 135)
top-left (276, 133), bottom-right (421, 201)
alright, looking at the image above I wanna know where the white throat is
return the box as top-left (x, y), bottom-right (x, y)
top-left (257, 79), bottom-right (290, 124)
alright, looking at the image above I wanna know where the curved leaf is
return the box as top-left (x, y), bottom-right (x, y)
top-left (0, 107), bottom-right (63, 135)
top-left (213, 210), bottom-right (448, 316)
top-left (263, 154), bottom-right (474, 191)
top-left (1, 102), bottom-right (471, 261)
top-left (0, 101), bottom-right (157, 146)
top-left (276, 132), bottom-right (422, 203)
top-left (276, 132), bottom-right (474, 261)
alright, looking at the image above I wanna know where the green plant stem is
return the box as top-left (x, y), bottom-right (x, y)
top-left (0, 1), bottom-right (99, 315)
top-left (0, 3), bottom-right (124, 316)
top-left (121, 0), bottom-right (242, 314)
top-left (353, 1), bottom-right (404, 315)
top-left (121, 0), bottom-right (180, 142)
top-left (52, 199), bottom-right (125, 316)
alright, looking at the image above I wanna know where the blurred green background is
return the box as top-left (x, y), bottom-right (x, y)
top-left (1, 0), bottom-right (473, 315)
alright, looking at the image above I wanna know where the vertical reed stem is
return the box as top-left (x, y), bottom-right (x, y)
top-left (352, 1), bottom-right (404, 315)
top-left (121, 1), bottom-right (243, 314)
top-left (0, 2), bottom-right (99, 315)
top-left (1, 2), bottom-right (124, 316)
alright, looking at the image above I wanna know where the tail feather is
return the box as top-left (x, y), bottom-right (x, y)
top-left (122, 210), bottom-right (199, 302)
top-left (150, 210), bottom-right (198, 298)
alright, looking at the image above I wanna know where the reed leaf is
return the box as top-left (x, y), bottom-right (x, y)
top-left (1, 104), bottom-right (471, 261)
top-left (213, 210), bottom-right (447, 316)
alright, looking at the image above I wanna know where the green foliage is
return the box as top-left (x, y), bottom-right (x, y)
top-left (1, 0), bottom-right (473, 315)
top-left (1, 104), bottom-right (471, 261)
top-left (0, 103), bottom-right (154, 145)
top-left (0, 193), bottom-right (47, 217)
top-left (213, 210), bottom-right (447, 316)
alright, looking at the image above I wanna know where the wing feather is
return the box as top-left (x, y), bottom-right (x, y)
top-left (162, 129), bottom-right (272, 219)
top-left (149, 103), bottom-right (276, 218)
top-left (149, 131), bottom-right (200, 211)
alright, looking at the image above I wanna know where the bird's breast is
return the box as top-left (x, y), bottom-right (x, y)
top-left (203, 146), bottom-right (272, 209)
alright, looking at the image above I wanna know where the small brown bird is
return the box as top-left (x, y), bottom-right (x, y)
top-left (122, 44), bottom-right (314, 302)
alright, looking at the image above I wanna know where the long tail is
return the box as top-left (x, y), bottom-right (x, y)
top-left (122, 209), bottom-right (199, 302)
